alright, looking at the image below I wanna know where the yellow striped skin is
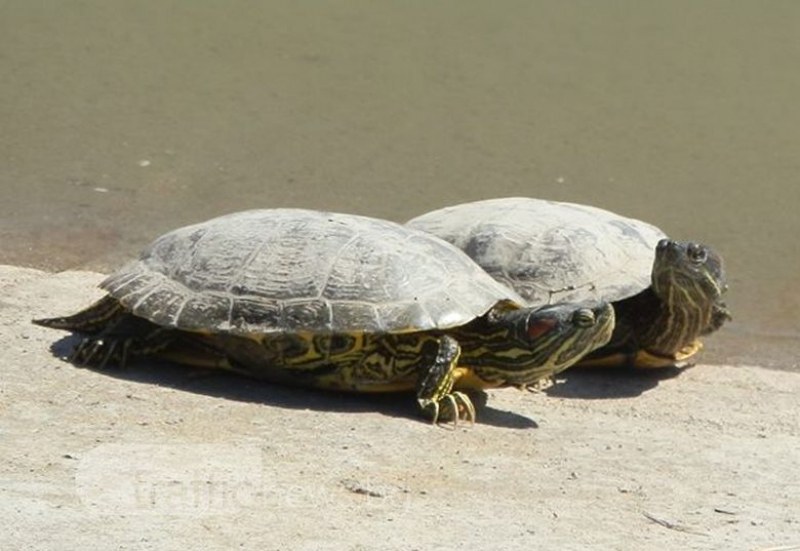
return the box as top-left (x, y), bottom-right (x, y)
top-left (579, 239), bottom-right (730, 369)
top-left (191, 301), bottom-right (613, 393)
top-left (34, 299), bottom-right (614, 423)
top-left (643, 242), bottom-right (727, 355)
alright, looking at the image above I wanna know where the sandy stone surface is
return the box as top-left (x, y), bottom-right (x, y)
top-left (2, 264), bottom-right (798, 550)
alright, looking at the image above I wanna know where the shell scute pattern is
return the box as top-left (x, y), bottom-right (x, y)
top-left (408, 197), bottom-right (666, 305)
top-left (101, 209), bottom-right (521, 336)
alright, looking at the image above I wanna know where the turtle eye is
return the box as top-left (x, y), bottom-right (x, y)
top-left (687, 243), bottom-right (707, 264)
top-left (572, 309), bottom-right (596, 327)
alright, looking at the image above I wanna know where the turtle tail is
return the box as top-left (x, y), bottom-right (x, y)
top-left (32, 295), bottom-right (126, 334)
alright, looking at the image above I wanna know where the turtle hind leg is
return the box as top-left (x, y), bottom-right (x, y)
top-left (416, 335), bottom-right (475, 426)
top-left (33, 295), bottom-right (125, 335)
top-left (34, 295), bottom-right (184, 369)
top-left (68, 313), bottom-right (178, 369)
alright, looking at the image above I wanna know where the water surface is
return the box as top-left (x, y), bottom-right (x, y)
top-left (2, 1), bottom-right (798, 369)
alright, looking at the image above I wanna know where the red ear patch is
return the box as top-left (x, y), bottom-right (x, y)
top-left (527, 318), bottom-right (557, 340)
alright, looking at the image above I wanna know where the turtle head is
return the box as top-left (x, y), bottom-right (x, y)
top-left (517, 302), bottom-right (615, 373)
top-left (653, 239), bottom-right (728, 309)
top-left (466, 301), bottom-right (615, 386)
top-left (646, 239), bottom-right (731, 353)
top-left (652, 239), bottom-right (727, 301)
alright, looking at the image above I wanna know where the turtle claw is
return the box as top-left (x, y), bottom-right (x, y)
top-left (70, 337), bottom-right (105, 366)
top-left (68, 336), bottom-right (132, 369)
top-left (97, 340), bottom-right (118, 370)
top-left (119, 339), bottom-right (131, 369)
top-left (70, 336), bottom-right (102, 364)
top-left (521, 376), bottom-right (555, 393)
top-left (67, 338), bottom-right (88, 364)
top-left (454, 391), bottom-right (477, 426)
top-left (423, 391), bottom-right (476, 427)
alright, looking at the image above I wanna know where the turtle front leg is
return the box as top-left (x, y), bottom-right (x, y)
top-left (703, 302), bottom-right (732, 335)
top-left (416, 335), bottom-right (476, 426)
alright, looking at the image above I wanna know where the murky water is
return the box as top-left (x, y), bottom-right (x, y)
top-left (2, 2), bottom-right (798, 370)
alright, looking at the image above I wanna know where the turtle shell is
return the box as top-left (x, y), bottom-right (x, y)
top-left (101, 209), bottom-right (523, 335)
top-left (407, 197), bottom-right (666, 305)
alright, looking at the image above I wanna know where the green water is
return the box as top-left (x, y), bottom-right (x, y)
top-left (2, 1), bottom-right (798, 369)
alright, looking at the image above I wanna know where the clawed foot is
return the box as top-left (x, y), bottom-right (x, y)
top-left (69, 337), bottom-right (132, 369)
top-left (420, 391), bottom-right (476, 427)
top-left (520, 376), bottom-right (556, 393)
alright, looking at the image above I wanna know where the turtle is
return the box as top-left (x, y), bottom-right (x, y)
top-left (406, 197), bottom-right (731, 369)
top-left (33, 208), bottom-right (615, 424)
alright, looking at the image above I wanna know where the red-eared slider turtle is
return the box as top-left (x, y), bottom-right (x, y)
top-left (34, 209), bottom-right (614, 423)
top-left (407, 198), bottom-right (730, 369)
